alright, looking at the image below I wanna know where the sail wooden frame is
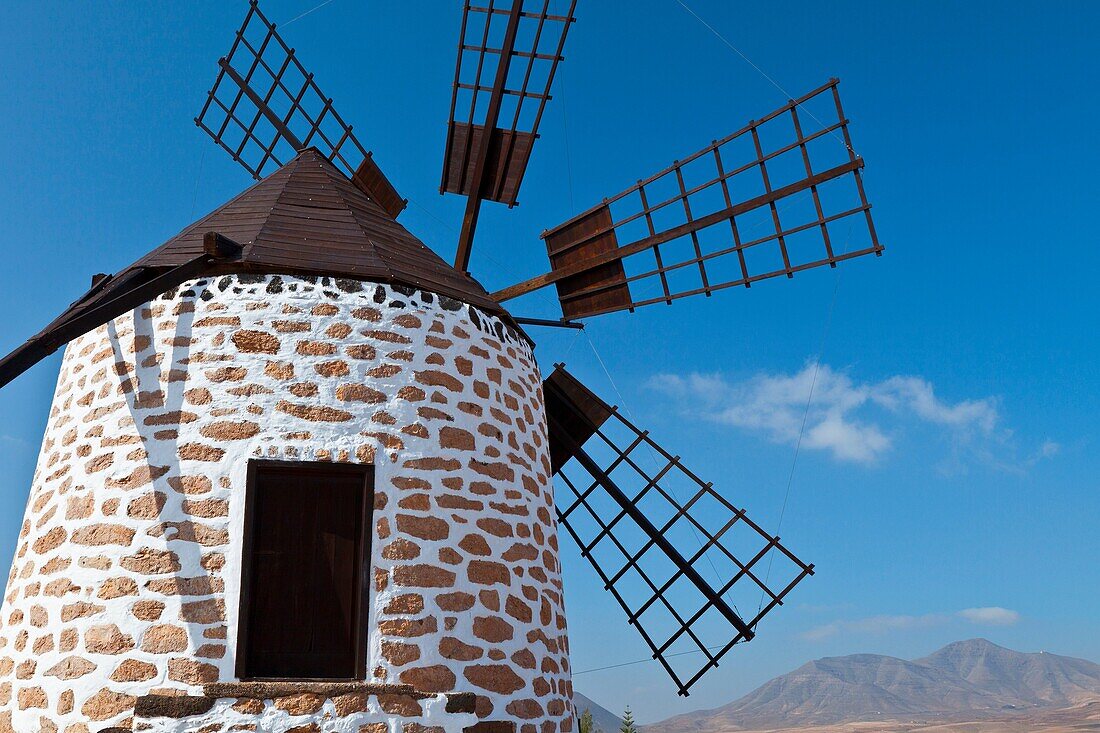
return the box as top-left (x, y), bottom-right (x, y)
top-left (195, 0), bottom-right (405, 218)
top-left (440, 0), bottom-right (576, 208)
top-left (494, 80), bottom-right (883, 318)
top-left (544, 366), bottom-right (814, 695)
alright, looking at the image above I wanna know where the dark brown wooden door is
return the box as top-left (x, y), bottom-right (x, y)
top-left (240, 461), bottom-right (371, 680)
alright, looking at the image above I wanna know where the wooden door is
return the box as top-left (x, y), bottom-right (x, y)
top-left (239, 461), bottom-right (372, 680)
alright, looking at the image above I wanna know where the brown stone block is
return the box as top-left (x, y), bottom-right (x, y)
top-left (141, 624), bottom-right (188, 653)
top-left (17, 686), bottom-right (48, 710)
top-left (180, 598), bottom-right (226, 624)
top-left (85, 624), bottom-right (135, 655)
top-left (435, 592), bottom-right (475, 612)
top-left (502, 543), bottom-right (539, 562)
top-left (43, 578), bottom-right (80, 597)
top-left (41, 556), bottom-right (70, 572)
top-left (383, 594), bottom-right (425, 615)
top-left (415, 370), bottom-right (463, 393)
top-left (162, 520), bottom-right (229, 547)
top-left (199, 421), bottom-right (261, 441)
top-left (473, 617), bottom-right (514, 643)
top-left (297, 340), bottom-right (336, 356)
top-left (121, 548), bottom-right (181, 575)
top-left (506, 699), bottom-right (545, 720)
top-left (476, 518), bottom-right (513, 538)
top-left (110, 659), bottom-right (158, 683)
top-left (276, 401), bottom-right (353, 423)
top-left (511, 649), bottom-right (536, 670)
top-left (33, 527), bottom-right (67, 555)
top-left (194, 315), bottom-right (241, 327)
top-left (463, 665), bottom-right (526, 695)
top-left (66, 495), bottom-right (94, 520)
top-left (381, 640), bottom-right (421, 666)
top-left (439, 637), bottom-right (484, 662)
top-left (378, 693), bottom-right (423, 716)
top-left (362, 329), bottom-right (411, 345)
top-left (98, 577), bottom-right (139, 600)
top-left (232, 698), bottom-right (266, 714)
top-left (378, 617), bottom-right (438, 638)
top-left (400, 664), bottom-right (456, 693)
top-left (232, 330), bottom-right (281, 353)
top-left (438, 495), bottom-right (484, 512)
top-left (273, 320), bottom-right (312, 333)
top-left (143, 410), bottom-right (199, 426)
top-left (184, 387), bottom-right (213, 405)
top-left (402, 457), bottom-right (460, 472)
top-left (440, 427), bottom-right (478, 453)
top-left (334, 691), bottom-right (368, 716)
top-left (470, 459), bottom-right (515, 482)
top-left (397, 386), bottom-right (425, 402)
top-left (396, 514), bottom-right (449, 541)
top-left (336, 384), bottom-right (387, 403)
top-left (397, 493), bottom-right (431, 511)
top-left (167, 658), bottom-right (219, 685)
top-left (127, 492), bottom-right (168, 520)
top-left (179, 443), bottom-right (226, 461)
top-left (71, 524), bottom-right (135, 547)
top-left (45, 656), bottom-right (96, 681)
top-left (326, 323), bottom-right (353, 339)
top-left (505, 595), bottom-right (533, 624)
top-left (369, 364), bottom-right (403, 378)
top-left (290, 382), bottom-right (320, 397)
top-left (183, 498), bottom-right (230, 519)
top-left (468, 560), bottom-right (511, 586)
top-left (265, 361), bottom-right (295, 380)
top-left (346, 344), bottom-right (378, 360)
top-left (60, 601), bottom-right (105, 622)
top-left (393, 565), bottom-right (456, 589)
top-left (274, 692), bottom-right (325, 715)
top-left (205, 366), bottom-right (247, 382)
top-left (315, 359), bottom-right (350, 377)
top-left (167, 475), bottom-right (213, 495)
top-left (382, 538), bottom-right (421, 561)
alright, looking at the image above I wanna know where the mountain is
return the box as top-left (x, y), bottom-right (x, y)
top-left (918, 638), bottom-right (1100, 707)
top-left (575, 690), bottom-right (625, 732)
top-left (647, 639), bottom-right (1100, 731)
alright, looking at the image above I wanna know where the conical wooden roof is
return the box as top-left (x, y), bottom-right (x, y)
top-left (134, 147), bottom-right (502, 312)
top-left (0, 149), bottom-right (515, 389)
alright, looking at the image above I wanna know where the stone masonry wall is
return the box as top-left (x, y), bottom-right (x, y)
top-left (0, 275), bottom-right (572, 733)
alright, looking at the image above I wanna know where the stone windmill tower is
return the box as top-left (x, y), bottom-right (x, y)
top-left (0, 2), bottom-right (882, 732)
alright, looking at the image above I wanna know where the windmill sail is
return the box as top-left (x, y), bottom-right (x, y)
top-left (196, 0), bottom-right (406, 218)
top-left (494, 79), bottom-right (882, 318)
top-left (544, 365), bottom-right (814, 695)
top-left (442, 0), bottom-right (577, 270)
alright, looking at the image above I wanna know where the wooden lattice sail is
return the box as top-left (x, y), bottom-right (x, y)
top-left (196, 0), bottom-right (406, 217)
top-left (493, 80), bottom-right (882, 318)
top-left (544, 365), bottom-right (814, 695)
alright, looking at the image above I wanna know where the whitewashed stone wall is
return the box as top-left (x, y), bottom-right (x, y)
top-left (0, 275), bottom-right (573, 733)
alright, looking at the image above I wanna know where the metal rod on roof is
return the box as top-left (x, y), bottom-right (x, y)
top-left (512, 316), bottom-right (584, 329)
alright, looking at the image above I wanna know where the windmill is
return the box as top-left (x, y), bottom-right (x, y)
top-left (0, 2), bottom-right (880, 731)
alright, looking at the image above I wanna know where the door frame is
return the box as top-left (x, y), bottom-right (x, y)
top-left (236, 458), bottom-right (375, 681)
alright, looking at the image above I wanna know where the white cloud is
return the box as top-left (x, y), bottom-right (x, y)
top-left (803, 607), bottom-right (1021, 640)
top-left (647, 363), bottom-right (1055, 469)
top-left (803, 613), bottom-right (946, 641)
top-left (957, 607), bottom-right (1020, 626)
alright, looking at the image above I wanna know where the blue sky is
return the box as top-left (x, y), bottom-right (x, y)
top-left (0, 0), bottom-right (1097, 724)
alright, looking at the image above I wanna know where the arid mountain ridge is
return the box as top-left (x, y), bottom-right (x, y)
top-left (607, 639), bottom-right (1100, 731)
